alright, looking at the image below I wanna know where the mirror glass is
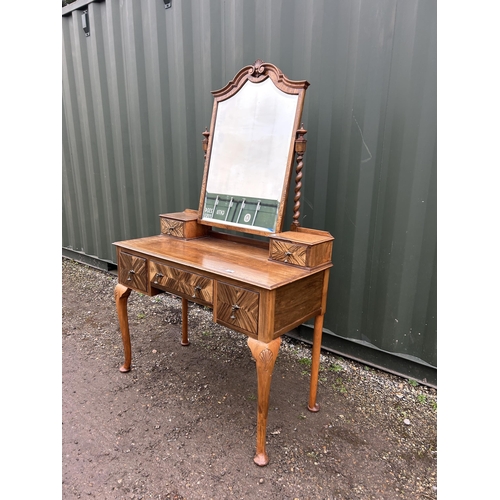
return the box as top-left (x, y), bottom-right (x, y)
top-left (201, 78), bottom-right (299, 233)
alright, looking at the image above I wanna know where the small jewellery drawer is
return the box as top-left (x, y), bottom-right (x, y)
top-left (150, 261), bottom-right (213, 305)
top-left (118, 252), bottom-right (148, 293)
top-left (159, 210), bottom-right (209, 239)
top-left (216, 282), bottom-right (259, 335)
top-left (269, 240), bottom-right (307, 266)
top-left (269, 230), bottom-right (334, 268)
top-left (160, 218), bottom-right (184, 237)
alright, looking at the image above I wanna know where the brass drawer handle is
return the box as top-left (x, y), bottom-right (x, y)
top-left (192, 285), bottom-right (202, 297)
top-left (153, 272), bottom-right (164, 284)
top-left (230, 304), bottom-right (240, 320)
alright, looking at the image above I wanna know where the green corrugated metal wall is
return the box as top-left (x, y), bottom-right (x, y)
top-left (62, 0), bottom-right (436, 383)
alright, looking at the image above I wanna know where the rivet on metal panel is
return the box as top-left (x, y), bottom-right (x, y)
top-left (163, 0), bottom-right (172, 8)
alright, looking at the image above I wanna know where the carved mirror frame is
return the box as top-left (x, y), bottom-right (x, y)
top-left (198, 60), bottom-right (309, 236)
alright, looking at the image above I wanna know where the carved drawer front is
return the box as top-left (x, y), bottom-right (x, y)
top-left (269, 230), bottom-right (334, 268)
top-left (160, 211), bottom-right (209, 239)
top-left (269, 240), bottom-right (307, 266)
top-left (150, 261), bottom-right (213, 305)
top-left (118, 252), bottom-right (148, 293)
top-left (160, 218), bottom-right (184, 237)
top-left (217, 282), bottom-right (259, 335)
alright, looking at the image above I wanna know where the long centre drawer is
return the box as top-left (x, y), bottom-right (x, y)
top-left (149, 260), bottom-right (213, 305)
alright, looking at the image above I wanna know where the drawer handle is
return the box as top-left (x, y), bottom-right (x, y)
top-left (284, 250), bottom-right (292, 263)
top-left (192, 285), bottom-right (202, 297)
top-left (230, 304), bottom-right (240, 320)
top-left (153, 272), bottom-right (164, 284)
top-left (127, 269), bottom-right (135, 281)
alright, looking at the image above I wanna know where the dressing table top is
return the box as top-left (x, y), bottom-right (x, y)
top-left (115, 234), bottom-right (331, 291)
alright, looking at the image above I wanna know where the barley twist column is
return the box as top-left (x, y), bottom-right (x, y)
top-left (291, 124), bottom-right (307, 230)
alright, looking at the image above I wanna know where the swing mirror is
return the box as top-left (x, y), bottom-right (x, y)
top-left (198, 60), bottom-right (309, 236)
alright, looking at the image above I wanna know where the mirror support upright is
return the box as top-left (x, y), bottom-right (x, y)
top-left (202, 128), bottom-right (210, 159)
top-left (291, 124), bottom-right (307, 230)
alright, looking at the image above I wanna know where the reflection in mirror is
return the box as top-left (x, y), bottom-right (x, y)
top-left (201, 78), bottom-right (299, 233)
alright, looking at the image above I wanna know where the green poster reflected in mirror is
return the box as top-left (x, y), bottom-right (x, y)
top-left (203, 193), bottom-right (279, 231)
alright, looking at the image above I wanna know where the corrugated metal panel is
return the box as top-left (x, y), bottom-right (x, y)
top-left (62, 0), bottom-right (436, 375)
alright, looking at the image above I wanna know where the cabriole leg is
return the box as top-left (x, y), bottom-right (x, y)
top-left (247, 336), bottom-right (281, 466)
top-left (114, 284), bottom-right (132, 373)
top-left (308, 313), bottom-right (324, 412)
top-left (181, 297), bottom-right (190, 346)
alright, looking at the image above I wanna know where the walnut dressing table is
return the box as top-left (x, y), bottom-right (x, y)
top-left (113, 61), bottom-right (334, 466)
